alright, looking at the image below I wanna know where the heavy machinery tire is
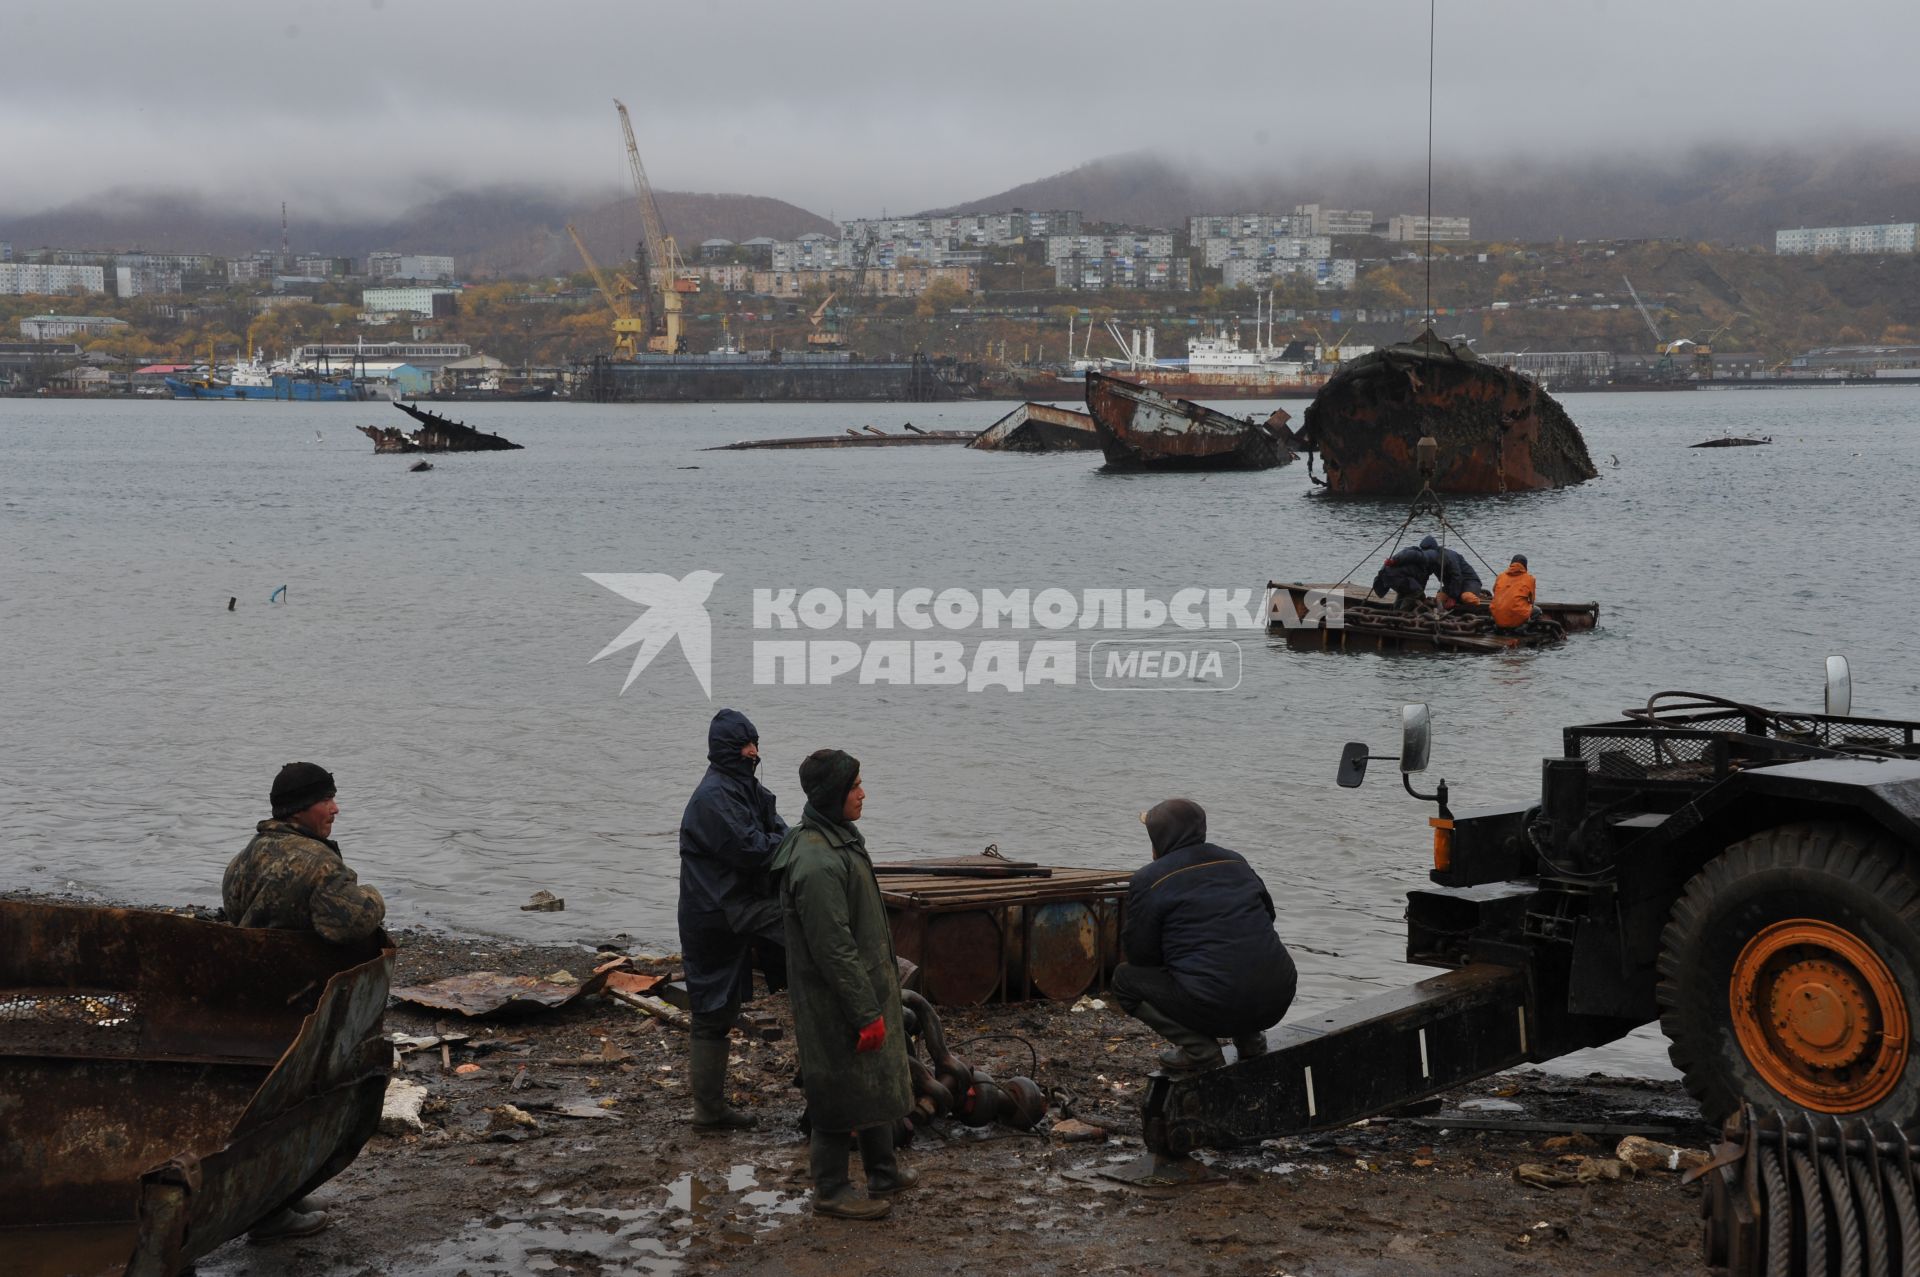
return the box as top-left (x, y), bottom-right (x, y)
top-left (1658, 821), bottom-right (1920, 1125)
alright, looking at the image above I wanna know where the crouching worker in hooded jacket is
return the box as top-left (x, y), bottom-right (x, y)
top-left (1111, 799), bottom-right (1296, 1072)
top-left (678, 709), bottom-right (789, 1131)
top-left (1491, 554), bottom-right (1538, 629)
top-left (770, 750), bottom-right (914, 1221)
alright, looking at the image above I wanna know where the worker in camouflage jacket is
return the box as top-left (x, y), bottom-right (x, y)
top-left (220, 760), bottom-right (386, 1245)
top-left (770, 749), bottom-right (915, 1220)
top-left (223, 761), bottom-right (385, 945)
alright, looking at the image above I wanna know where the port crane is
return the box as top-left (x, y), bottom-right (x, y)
top-left (614, 97), bottom-right (698, 354)
top-left (805, 290), bottom-right (846, 350)
top-left (1622, 275), bottom-right (1690, 376)
top-left (565, 224), bottom-right (647, 360)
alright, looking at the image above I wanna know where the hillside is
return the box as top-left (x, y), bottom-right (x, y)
top-left (934, 143), bottom-right (1920, 245)
top-left (0, 187), bottom-right (837, 279)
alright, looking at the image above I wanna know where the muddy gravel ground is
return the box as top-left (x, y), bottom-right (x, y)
top-left (157, 928), bottom-right (1721, 1277)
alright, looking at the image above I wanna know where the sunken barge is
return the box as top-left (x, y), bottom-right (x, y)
top-left (1296, 331), bottom-right (1597, 495)
top-left (967, 403), bottom-right (1102, 453)
top-left (358, 402), bottom-right (524, 453)
top-left (1266, 581), bottom-right (1598, 653)
top-left (1085, 372), bottom-right (1296, 472)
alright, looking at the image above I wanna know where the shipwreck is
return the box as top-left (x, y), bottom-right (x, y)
top-left (966, 402), bottom-right (1102, 453)
top-left (1084, 372), bottom-right (1296, 472)
top-left (0, 899), bottom-right (392, 1276)
top-left (1295, 331), bottom-right (1596, 495)
top-left (358, 401), bottom-right (524, 454)
top-left (708, 423), bottom-right (976, 451)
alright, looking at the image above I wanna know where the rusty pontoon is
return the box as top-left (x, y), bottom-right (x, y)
top-left (1296, 330), bottom-right (1596, 495)
top-left (0, 900), bottom-right (392, 1276)
top-left (1266, 581), bottom-right (1598, 652)
top-left (707, 424), bottom-right (977, 450)
top-left (1085, 372), bottom-right (1297, 472)
top-left (966, 402), bottom-right (1102, 453)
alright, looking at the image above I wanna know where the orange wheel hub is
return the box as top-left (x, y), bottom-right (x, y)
top-left (1730, 919), bottom-right (1909, 1112)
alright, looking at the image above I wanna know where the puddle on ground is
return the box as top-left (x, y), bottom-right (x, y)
top-left (197, 1163), bottom-right (807, 1277)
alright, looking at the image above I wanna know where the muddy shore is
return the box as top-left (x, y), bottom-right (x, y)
top-left (90, 915), bottom-right (1711, 1277)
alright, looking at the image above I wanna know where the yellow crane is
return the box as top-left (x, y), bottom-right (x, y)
top-left (614, 97), bottom-right (698, 354)
top-left (805, 290), bottom-right (845, 350)
top-left (566, 223), bottom-right (647, 359)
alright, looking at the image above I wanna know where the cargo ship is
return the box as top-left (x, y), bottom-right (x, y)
top-left (165, 353), bottom-right (362, 401)
top-left (575, 349), bottom-right (980, 403)
top-left (1003, 327), bottom-right (1327, 402)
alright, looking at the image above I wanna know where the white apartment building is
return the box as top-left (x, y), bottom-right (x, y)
top-left (841, 210), bottom-right (1080, 247)
top-left (1201, 235), bottom-right (1333, 268)
top-left (1387, 215), bottom-right (1472, 243)
top-left (1294, 204), bottom-right (1375, 237)
top-left (1189, 213), bottom-right (1313, 241)
top-left (770, 235), bottom-right (852, 271)
top-left (1045, 232), bottom-right (1175, 265)
top-left (115, 265), bottom-right (183, 297)
top-left (368, 252), bottom-right (457, 280)
top-left (361, 287), bottom-right (458, 317)
top-left (1775, 223), bottom-right (1918, 255)
top-left (0, 263), bottom-right (107, 296)
top-left (1222, 258), bottom-right (1357, 290)
top-left (18, 314), bottom-right (129, 340)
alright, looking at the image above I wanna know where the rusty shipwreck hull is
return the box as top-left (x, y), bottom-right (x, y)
top-left (1297, 332), bottom-right (1596, 495)
top-left (967, 402), bottom-right (1102, 453)
top-left (1085, 372), bottom-right (1296, 472)
top-left (0, 900), bottom-right (392, 1277)
top-left (358, 401), bottom-right (524, 453)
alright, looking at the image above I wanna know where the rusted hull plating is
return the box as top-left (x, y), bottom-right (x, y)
top-left (0, 900), bottom-right (392, 1277)
top-left (357, 401), bottom-right (524, 453)
top-left (1298, 334), bottom-right (1596, 495)
top-left (967, 402), bottom-right (1102, 452)
top-left (1266, 582), bottom-right (1598, 653)
top-left (1084, 372), bottom-right (1296, 472)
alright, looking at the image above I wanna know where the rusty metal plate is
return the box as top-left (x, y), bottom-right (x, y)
top-left (390, 966), bottom-right (614, 1019)
top-left (1027, 902), bottom-right (1100, 1001)
top-left (922, 912), bottom-right (1003, 1006)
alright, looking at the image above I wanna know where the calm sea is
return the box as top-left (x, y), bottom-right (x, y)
top-left (4, 388), bottom-right (1916, 1076)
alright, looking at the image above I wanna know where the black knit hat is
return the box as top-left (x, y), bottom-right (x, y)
top-left (272, 762), bottom-right (337, 819)
top-left (1511, 554), bottom-right (1528, 567)
top-left (798, 749), bottom-right (860, 817)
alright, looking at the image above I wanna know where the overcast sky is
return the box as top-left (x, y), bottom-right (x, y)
top-left (5, 0), bottom-right (1914, 219)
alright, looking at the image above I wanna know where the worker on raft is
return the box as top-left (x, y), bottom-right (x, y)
top-left (1491, 553), bottom-right (1539, 629)
top-left (770, 749), bottom-right (915, 1220)
top-left (1371, 544), bottom-right (1436, 608)
top-left (1111, 799), bottom-right (1296, 1072)
top-left (678, 708), bottom-right (790, 1132)
top-left (1419, 535), bottom-right (1485, 608)
top-left (222, 761), bottom-right (386, 1242)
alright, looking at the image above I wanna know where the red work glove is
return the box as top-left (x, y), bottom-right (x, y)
top-left (854, 1015), bottom-right (887, 1053)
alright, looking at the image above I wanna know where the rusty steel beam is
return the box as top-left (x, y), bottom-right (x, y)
top-left (0, 900), bottom-right (392, 1277)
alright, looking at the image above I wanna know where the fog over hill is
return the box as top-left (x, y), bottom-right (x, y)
top-left (4, 142), bottom-right (1917, 278)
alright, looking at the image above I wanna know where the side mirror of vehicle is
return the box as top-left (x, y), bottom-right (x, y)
top-left (1337, 742), bottom-right (1371, 788)
top-left (1825, 655), bottom-right (1851, 717)
top-left (1401, 704), bottom-right (1432, 773)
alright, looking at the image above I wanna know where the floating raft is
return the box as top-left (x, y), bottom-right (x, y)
top-left (1297, 329), bottom-right (1596, 495)
top-left (967, 402), bottom-right (1102, 452)
top-left (707, 424), bottom-right (976, 450)
top-left (1085, 371), bottom-right (1296, 472)
top-left (1266, 581), bottom-right (1598, 653)
top-left (878, 864), bottom-right (1133, 1006)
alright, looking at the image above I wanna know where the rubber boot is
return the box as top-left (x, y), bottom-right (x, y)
top-left (810, 1129), bottom-right (890, 1220)
top-left (1132, 1001), bottom-right (1225, 1072)
top-left (689, 1036), bottom-right (758, 1131)
top-left (1232, 1032), bottom-right (1269, 1061)
top-left (247, 1205), bottom-right (330, 1242)
top-left (857, 1124), bottom-right (918, 1195)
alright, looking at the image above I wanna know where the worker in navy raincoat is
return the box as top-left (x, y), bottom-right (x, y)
top-left (1419, 536), bottom-right (1486, 606)
top-left (1110, 799), bottom-right (1296, 1072)
top-left (1370, 544), bottom-right (1435, 606)
top-left (678, 708), bottom-right (788, 1130)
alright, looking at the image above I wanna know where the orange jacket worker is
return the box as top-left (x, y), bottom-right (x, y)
top-left (1491, 555), bottom-right (1537, 628)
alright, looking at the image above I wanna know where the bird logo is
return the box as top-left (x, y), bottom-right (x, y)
top-left (584, 571), bottom-right (723, 697)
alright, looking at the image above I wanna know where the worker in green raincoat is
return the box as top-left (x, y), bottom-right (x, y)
top-left (769, 749), bottom-right (915, 1220)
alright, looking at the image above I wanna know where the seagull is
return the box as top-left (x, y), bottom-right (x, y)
top-left (314, 430), bottom-right (324, 443)
top-left (584, 571), bottom-right (723, 697)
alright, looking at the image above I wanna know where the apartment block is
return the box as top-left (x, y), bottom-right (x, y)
top-left (1775, 223), bottom-right (1918, 255)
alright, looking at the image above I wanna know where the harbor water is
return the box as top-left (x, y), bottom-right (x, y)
top-left (4, 389), bottom-right (1916, 1078)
